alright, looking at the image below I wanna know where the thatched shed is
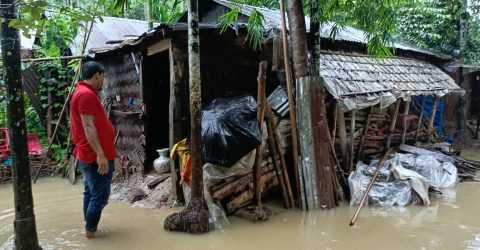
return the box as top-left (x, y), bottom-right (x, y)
top-left (88, 0), bottom-right (463, 174)
top-left (320, 51), bottom-right (462, 111)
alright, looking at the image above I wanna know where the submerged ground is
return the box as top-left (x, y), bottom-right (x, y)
top-left (1, 176), bottom-right (480, 250)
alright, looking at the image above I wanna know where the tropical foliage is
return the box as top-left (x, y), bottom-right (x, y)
top-left (396, 0), bottom-right (480, 63)
top-left (1, 0), bottom-right (478, 163)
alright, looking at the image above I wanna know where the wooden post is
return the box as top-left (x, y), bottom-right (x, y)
top-left (254, 61), bottom-right (268, 208)
top-left (46, 90), bottom-right (53, 144)
top-left (401, 100), bottom-right (411, 145)
top-left (330, 102), bottom-right (338, 143)
top-left (279, 0), bottom-right (301, 206)
top-left (267, 109), bottom-right (295, 208)
top-left (349, 149), bottom-right (393, 226)
top-left (337, 108), bottom-right (348, 171)
top-left (428, 96), bottom-right (440, 142)
top-left (169, 44), bottom-right (186, 206)
top-left (386, 100), bottom-right (401, 149)
top-left (311, 85), bottom-right (339, 209)
top-left (348, 110), bottom-right (357, 171)
top-left (415, 97), bottom-right (427, 142)
top-left (266, 108), bottom-right (291, 209)
top-left (356, 106), bottom-right (373, 162)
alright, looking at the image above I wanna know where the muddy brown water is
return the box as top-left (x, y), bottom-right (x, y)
top-left (1, 178), bottom-right (480, 250)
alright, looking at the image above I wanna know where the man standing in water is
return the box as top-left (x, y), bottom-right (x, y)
top-left (70, 61), bottom-right (116, 239)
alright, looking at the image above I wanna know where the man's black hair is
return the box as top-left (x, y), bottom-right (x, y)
top-left (81, 61), bottom-right (105, 80)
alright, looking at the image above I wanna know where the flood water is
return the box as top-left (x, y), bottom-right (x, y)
top-left (1, 178), bottom-right (480, 250)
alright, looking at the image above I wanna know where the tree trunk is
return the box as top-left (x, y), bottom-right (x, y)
top-left (163, 0), bottom-right (209, 234)
top-left (286, 0), bottom-right (338, 210)
top-left (0, 1), bottom-right (41, 248)
top-left (279, 0), bottom-right (301, 207)
top-left (146, 0), bottom-right (154, 29)
top-left (456, 0), bottom-right (467, 149)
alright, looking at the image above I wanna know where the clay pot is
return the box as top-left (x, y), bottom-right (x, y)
top-left (153, 149), bottom-right (170, 174)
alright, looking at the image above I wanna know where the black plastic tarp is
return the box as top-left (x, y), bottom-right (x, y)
top-left (202, 96), bottom-right (261, 167)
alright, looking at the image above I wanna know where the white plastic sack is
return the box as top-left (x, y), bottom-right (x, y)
top-left (203, 149), bottom-right (256, 229)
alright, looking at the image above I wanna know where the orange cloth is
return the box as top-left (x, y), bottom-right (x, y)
top-left (170, 139), bottom-right (192, 186)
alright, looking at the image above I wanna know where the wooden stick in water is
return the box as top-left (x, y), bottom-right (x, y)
top-left (349, 148), bottom-right (393, 226)
top-left (266, 108), bottom-right (291, 209)
top-left (253, 61), bottom-right (268, 208)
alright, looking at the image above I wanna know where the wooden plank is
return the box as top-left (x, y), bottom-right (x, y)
top-left (415, 97), bottom-right (427, 142)
top-left (147, 39), bottom-right (172, 56)
top-left (428, 96), bottom-right (440, 142)
top-left (253, 61), bottom-right (268, 208)
top-left (356, 106), bottom-right (373, 162)
top-left (337, 108), bottom-right (348, 171)
top-left (147, 174), bottom-right (170, 189)
top-left (267, 108), bottom-right (294, 208)
top-left (401, 100), bottom-right (411, 145)
top-left (311, 85), bottom-right (338, 208)
top-left (386, 100), bottom-right (401, 149)
top-left (349, 110), bottom-right (357, 172)
top-left (168, 45), bottom-right (186, 205)
top-left (297, 77), bottom-right (317, 210)
top-left (330, 102), bottom-right (338, 142)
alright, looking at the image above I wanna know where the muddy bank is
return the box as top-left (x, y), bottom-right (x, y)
top-left (110, 173), bottom-right (171, 209)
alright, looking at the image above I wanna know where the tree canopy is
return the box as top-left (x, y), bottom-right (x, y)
top-left (396, 0), bottom-right (480, 64)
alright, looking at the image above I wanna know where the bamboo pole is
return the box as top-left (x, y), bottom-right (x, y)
top-left (267, 108), bottom-right (295, 208)
top-left (356, 106), bottom-right (373, 162)
top-left (348, 110), bottom-right (356, 171)
top-left (266, 108), bottom-right (291, 209)
top-left (253, 61), bottom-right (268, 208)
top-left (401, 100), bottom-right (411, 145)
top-left (331, 102), bottom-right (338, 143)
top-left (386, 100), bottom-right (401, 149)
top-left (33, 13), bottom-right (96, 183)
top-left (337, 108), bottom-right (348, 171)
top-left (428, 96), bottom-right (440, 142)
top-left (21, 55), bottom-right (84, 63)
top-left (415, 97), bottom-right (427, 142)
top-left (349, 149), bottom-right (393, 226)
top-left (46, 91), bottom-right (52, 144)
top-left (279, 0), bottom-right (301, 206)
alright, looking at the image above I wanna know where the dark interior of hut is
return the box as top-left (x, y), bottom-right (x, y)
top-left (142, 50), bottom-right (171, 171)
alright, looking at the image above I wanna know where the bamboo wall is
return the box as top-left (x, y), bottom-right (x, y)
top-left (101, 52), bottom-right (145, 171)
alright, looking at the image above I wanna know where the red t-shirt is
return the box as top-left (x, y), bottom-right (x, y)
top-left (70, 81), bottom-right (116, 163)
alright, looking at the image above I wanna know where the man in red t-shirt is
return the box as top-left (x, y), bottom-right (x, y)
top-left (70, 61), bottom-right (115, 239)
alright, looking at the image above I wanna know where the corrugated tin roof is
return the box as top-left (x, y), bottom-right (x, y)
top-left (89, 23), bottom-right (218, 55)
top-left (83, 1), bottom-right (449, 60)
top-left (212, 0), bottom-right (449, 60)
top-left (71, 16), bottom-right (160, 55)
top-left (320, 51), bottom-right (462, 111)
